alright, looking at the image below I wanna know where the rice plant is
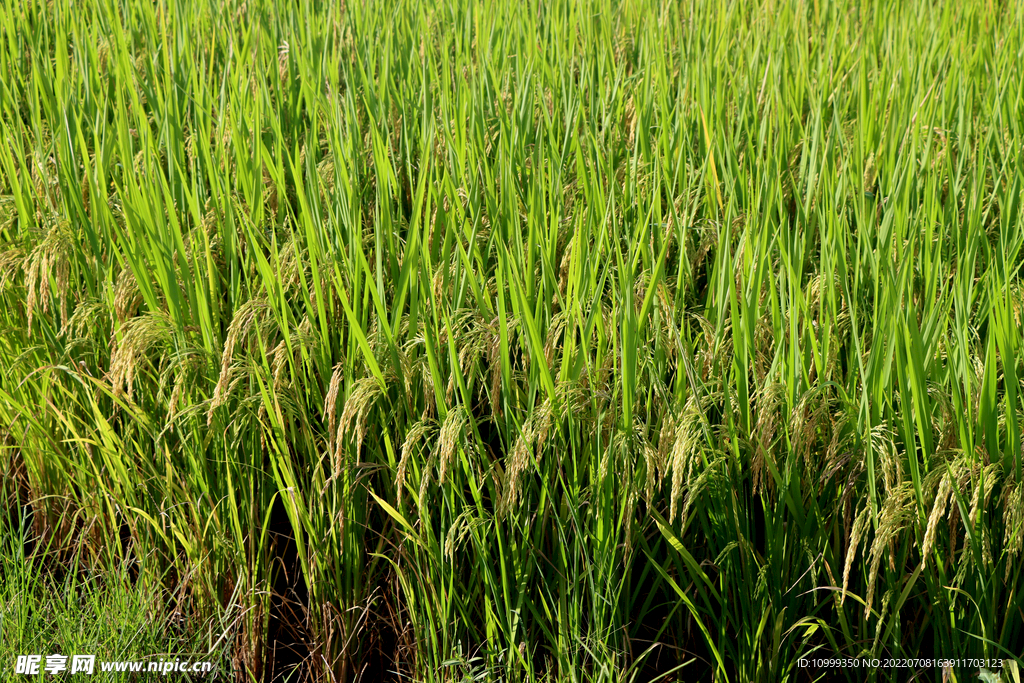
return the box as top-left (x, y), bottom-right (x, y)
top-left (1, 0), bottom-right (1023, 680)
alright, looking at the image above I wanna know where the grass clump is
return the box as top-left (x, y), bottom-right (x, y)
top-left (1, 0), bottom-right (1024, 681)
top-left (0, 495), bottom-right (235, 680)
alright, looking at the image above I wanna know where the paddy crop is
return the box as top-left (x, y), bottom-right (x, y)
top-left (1, 0), bottom-right (1023, 680)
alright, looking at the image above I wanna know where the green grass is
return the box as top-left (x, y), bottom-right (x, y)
top-left (0, 491), bottom-right (235, 681)
top-left (1, 0), bottom-right (1024, 680)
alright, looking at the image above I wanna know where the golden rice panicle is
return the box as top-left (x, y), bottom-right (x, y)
top-left (0, 246), bottom-right (23, 294)
top-left (445, 314), bottom-right (487, 403)
top-left (22, 251), bottom-right (40, 335)
top-left (417, 446), bottom-right (438, 511)
top-left (437, 405), bottom-right (468, 486)
top-left (60, 298), bottom-right (104, 342)
top-left (533, 397), bottom-right (555, 455)
top-left (324, 362), bottom-right (345, 455)
top-left (865, 483), bottom-right (915, 620)
top-left (656, 411), bottom-right (677, 476)
top-left (967, 460), bottom-right (1001, 568)
top-left (271, 340), bottom-right (288, 391)
top-left (922, 474), bottom-right (952, 564)
top-left (397, 418), bottom-right (434, 506)
top-left (444, 510), bottom-right (470, 560)
top-left (841, 506), bottom-right (870, 606)
top-left (642, 431), bottom-right (659, 503)
top-left (788, 385), bottom-right (832, 472)
top-left (501, 397), bottom-right (555, 516)
top-left (113, 268), bottom-right (143, 323)
top-left (1002, 476), bottom-right (1024, 581)
top-left (334, 376), bottom-right (383, 473)
top-left (669, 397), bottom-right (701, 523)
top-left (871, 425), bottom-right (902, 493)
top-left (487, 318), bottom-right (503, 419)
top-left (108, 311), bottom-right (172, 401)
top-left (680, 447), bottom-right (730, 527)
top-left (209, 299), bottom-right (269, 424)
top-left (502, 424), bottom-right (531, 516)
top-left (752, 382), bottom-right (785, 495)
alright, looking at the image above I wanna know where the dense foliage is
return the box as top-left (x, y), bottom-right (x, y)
top-left (2, 0), bottom-right (1023, 680)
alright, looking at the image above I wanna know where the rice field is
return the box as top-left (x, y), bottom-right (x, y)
top-left (1, 0), bottom-right (1024, 680)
